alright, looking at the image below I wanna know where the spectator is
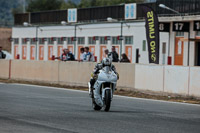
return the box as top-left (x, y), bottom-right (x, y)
top-left (0, 46), bottom-right (6, 59)
top-left (79, 47), bottom-right (85, 61)
top-left (104, 49), bottom-right (112, 60)
top-left (120, 53), bottom-right (130, 63)
top-left (55, 48), bottom-right (75, 61)
top-left (83, 47), bottom-right (94, 62)
top-left (110, 46), bottom-right (119, 62)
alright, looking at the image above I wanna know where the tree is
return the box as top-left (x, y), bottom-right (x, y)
top-left (60, 0), bottom-right (77, 10)
top-left (78, 0), bottom-right (145, 8)
top-left (27, 0), bottom-right (63, 12)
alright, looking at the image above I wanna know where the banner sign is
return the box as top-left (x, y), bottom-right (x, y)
top-left (193, 21), bottom-right (200, 31)
top-left (159, 22), bottom-right (170, 32)
top-left (142, 5), bottom-right (160, 64)
top-left (68, 8), bottom-right (77, 23)
top-left (125, 3), bottom-right (137, 20)
top-left (173, 22), bottom-right (190, 32)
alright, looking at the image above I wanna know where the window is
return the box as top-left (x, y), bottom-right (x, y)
top-left (22, 38), bottom-right (27, 44)
top-left (39, 38), bottom-right (45, 44)
top-left (88, 37), bottom-right (96, 45)
top-left (57, 38), bottom-right (64, 44)
top-left (125, 36), bottom-right (133, 45)
top-left (100, 37), bottom-right (108, 44)
top-left (142, 40), bottom-right (146, 51)
top-left (176, 32), bottom-right (184, 37)
top-left (48, 38), bottom-right (54, 44)
top-left (31, 38), bottom-right (36, 45)
top-left (78, 37), bottom-right (85, 45)
top-left (196, 31), bottom-right (200, 36)
top-left (67, 37), bottom-right (73, 44)
top-left (14, 38), bottom-right (19, 44)
top-left (112, 37), bottom-right (120, 44)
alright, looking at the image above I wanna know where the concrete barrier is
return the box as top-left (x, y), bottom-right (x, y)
top-left (114, 63), bottom-right (135, 89)
top-left (134, 64), bottom-right (164, 92)
top-left (0, 59), bottom-right (9, 79)
top-left (164, 66), bottom-right (189, 95)
top-left (189, 67), bottom-right (200, 97)
top-left (11, 60), bottom-right (59, 83)
top-left (1, 60), bottom-right (200, 98)
top-left (58, 61), bottom-right (95, 86)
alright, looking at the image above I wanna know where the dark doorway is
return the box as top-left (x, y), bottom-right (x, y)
top-left (195, 42), bottom-right (200, 66)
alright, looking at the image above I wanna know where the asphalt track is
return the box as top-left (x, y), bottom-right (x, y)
top-left (0, 83), bottom-right (200, 133)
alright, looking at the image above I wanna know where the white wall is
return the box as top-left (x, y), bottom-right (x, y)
top-left (189, 67), bottom-right (200, 97)
top-left (135, 64), bottom-right (164, 92)
top-left (164, 66), bottom-right (189, 95)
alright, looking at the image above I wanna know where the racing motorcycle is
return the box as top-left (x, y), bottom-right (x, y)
top-left (88, 66), bottom-right (118, 112)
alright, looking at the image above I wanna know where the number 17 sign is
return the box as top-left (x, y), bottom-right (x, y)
top-left (173, 22), bottom-right (190, 32)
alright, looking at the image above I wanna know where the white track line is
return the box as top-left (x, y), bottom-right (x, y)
top-left (2, 82), bottom-right (200, 107)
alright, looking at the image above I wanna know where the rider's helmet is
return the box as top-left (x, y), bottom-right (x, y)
top-left (102, 57), bottom-right (112, 67)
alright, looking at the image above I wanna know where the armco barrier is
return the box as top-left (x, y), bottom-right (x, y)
top-left (189, 67), bottom-right (200, 97)
top-left (164, 66), bottom-right (189, 95)
top-left (0, 59), bottom-right (10, 79)
top-left (134, 64), bottom-right (164, 92)
top-left (11, 60), bottom-right (59, 83)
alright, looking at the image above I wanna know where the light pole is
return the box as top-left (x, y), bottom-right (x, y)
top-left (107, 17), bottom-right (130, 59)
top-left (61, 21), bottom-right (82, 57)
top-left (159, 4), bottom-right (183, 19)
top-left (23, 22), bottom-right (42, 60)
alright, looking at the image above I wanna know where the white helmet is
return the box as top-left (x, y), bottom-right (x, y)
top-left (102, 57), bottom-right (112, 67)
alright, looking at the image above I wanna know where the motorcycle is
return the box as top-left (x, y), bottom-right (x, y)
top-left (88, 66), bottom-right (118, 112)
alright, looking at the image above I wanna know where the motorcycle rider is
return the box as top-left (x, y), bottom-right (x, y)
top-left (89, 57), bottom-right (119, 95)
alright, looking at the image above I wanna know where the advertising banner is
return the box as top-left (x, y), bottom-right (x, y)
top-left (142, 5), bottom-right (160, 64)
top-left (14, 45), bottom-right (18, 59)
top-left (89, 46), bottom-right (95, 56)
top-left (48, 46), bottom-right (53, 60)
top-left (39, 46), bottom-right (44, 60)
top-left (68, 8), bottom-right (77, 23)
top-left (100, 46), bottom-right (107, 61)
top-left (125, 3), bottom-right (137, 19)
top-left (30, 45), bottom-right (36, 60)
top-left (57, 46), bottom-right (63, 57)
top-left (125, 46), bottom-right (132, 63)
top-left (22, 45), bottom-right (27, 60)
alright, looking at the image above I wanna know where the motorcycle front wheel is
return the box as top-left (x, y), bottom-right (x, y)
top-left (103, 89), bottom-right (111, 112)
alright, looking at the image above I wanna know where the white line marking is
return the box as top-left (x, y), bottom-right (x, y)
top-left (3, 82), bottom-right (200, 107)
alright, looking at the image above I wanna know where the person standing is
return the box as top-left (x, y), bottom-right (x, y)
top-left (83, 47), bottom-right (94, 62)
top-left (0, 46), bottom-right (6, 59)
top-left (110, 46), bottom-right (119, 62)
top-left (104, 49), bottom-right (112, 60)
top-left (120, 53), bottom-right (130, 63)
top-left (79, 47), bottom-right (85, 61)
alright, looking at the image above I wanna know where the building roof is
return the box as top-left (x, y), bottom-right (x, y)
top-left (14, 0), bottom-right (200, 26)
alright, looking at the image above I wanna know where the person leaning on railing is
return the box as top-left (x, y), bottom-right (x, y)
top-left (0, 46), bottom-right (6, 59)
top-left (82, 47), bottom-right (95, 62)
top-left (55, 48), bottom-right (75, 61)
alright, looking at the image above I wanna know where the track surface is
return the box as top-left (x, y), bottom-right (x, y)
top-left (0, 83), bottom-right (200, 133)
